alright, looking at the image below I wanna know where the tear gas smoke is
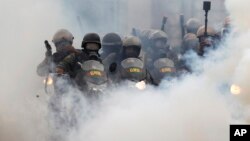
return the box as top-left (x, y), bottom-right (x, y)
top-left (0, 0), bottom-right (250, 141)
top-left (226, 0), bottom-right (250, 31)
top-left (0, 0), bottom-right (78, 140)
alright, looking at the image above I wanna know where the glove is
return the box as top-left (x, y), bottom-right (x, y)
top-left (56, 67), bottom-right (65, 75)
top-left (45, 50), bottom-right (52, 57)
top-left (200, 40), bottom-right (211, 48)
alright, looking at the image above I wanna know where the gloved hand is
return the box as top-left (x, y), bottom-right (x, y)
top-left (56, 67), bottom-right (65, 75)
top-left (200, 39), bottom-right (212, 48)
top-left (45, 50), bottom-right (52, 57)
top-left (43, 50), bottom-right (52, 64)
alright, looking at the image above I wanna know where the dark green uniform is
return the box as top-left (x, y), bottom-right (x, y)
top-left (57, 50), bottom-right (89, 78)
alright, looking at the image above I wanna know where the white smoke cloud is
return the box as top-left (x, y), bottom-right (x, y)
top-left (66, 0), bottom-right (249, 141)
top-left (1, 0), bottom-right (250, 141)
top-left (68, 78), bottom-right (231, 141)
top-left (216, 0), bottom-right (250, 110)
top-left (225, 0), bottom-right (250, 31)
top-left (0, 0), bottom-right (78, 140)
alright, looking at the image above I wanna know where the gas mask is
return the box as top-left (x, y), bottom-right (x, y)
top-left (85, 43), bottom-right (101, 61)
top-left (88, 51), bottom-right (100, 61)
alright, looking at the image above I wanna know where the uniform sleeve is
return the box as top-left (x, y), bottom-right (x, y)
top-left (36, 58), bottom-right (50, 77)
top-left (57, 53), bottom-right (76, 72)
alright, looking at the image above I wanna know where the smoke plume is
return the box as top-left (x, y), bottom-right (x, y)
top-left (0, 0), bottom-right (250, 141)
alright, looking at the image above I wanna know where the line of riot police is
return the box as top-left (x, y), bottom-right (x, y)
top-left (37, 18), bottom-right (231, 95)
top-left (35, 2), bottom-right (233, 140)
top-left (37, 2), bottom-right (232, 96)
top-left (36, 14), bottom-right (232, 141)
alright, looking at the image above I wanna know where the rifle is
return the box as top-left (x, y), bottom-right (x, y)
top-left (180, 14), bottom-right (185, 39)
top-left (161, 16), bottom-right (167, 31)
top-left (44, 40), bottom-right (52, 54)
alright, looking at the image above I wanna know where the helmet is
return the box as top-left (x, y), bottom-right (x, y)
top-left (102, 33), bottom-right (122, 55)
top-left (183, 33), bottom-right (197, 41)
top-left (182, 33), bottom-right (199, 53)
top-left (123, 36), bottom-right (141, 58)
top-left (123, 36), bottom-right (141, 48)
top-left (52, 29), bottom-right (74, 45)
top-left (140, 29), bottom-right (155, 39)
top-left (185, 18), bottom-right (202, 34)
top-left (148, 30), bottom-right (168, 41)
top-left (139, 29), bottom-right (157, 51)
top-left (148, 30), bottom-right (169, 51)
top-left (196, 26), bottom-right (217, 37)
top-left (197, 26), bottom-right (220, 56)
top-left (102, 33), bottom-right (122, 46)
top-left (81, 33), bottom-right (101, 48)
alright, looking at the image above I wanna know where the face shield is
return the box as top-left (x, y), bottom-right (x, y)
top-left (182, 39), bottom-right (199, 54)
top-left (86, 43), bottom-right (100, 51)
top-left (149, 39), bottom-right (168, 60)
top-left (153, 39), bottom-right (167, 49)
top-left (123, 46), bottom-right (140, 58)
top-left (54, 39), bottom-right (72, 52)
top-left (102, 45), bottom-right (121, 55)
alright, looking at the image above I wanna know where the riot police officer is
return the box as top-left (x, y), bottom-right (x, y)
top-left (101, 33), bottom-right (123, 83)
top-left (177, 33), bottom-right (199, 73)
top-left (149, 30), bottom-right (177, 63)
top-left (181, 33), bottom-right (199, 54)
top-left (185, 18), bottom-right (202, 34)
top-left (37, 29), bottom-right (78, 77)
top-left (56, 33), bottom-right (103, 91)
top-left (196, 26), bottom-right (220, 56)
top-left (114, 36), bottom-right (153, 85)
top-left (101, 32), bottom-right (122, 60)
top-left (37, 29), bottom-right (79, 141)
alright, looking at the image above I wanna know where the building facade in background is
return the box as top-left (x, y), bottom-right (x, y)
top-left (64, 0), bottom-right (227, 46)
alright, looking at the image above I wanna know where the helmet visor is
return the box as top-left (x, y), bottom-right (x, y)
top-left (153, 39), bottom-right (167, 49)
top-left (102, 45), bottom-right (121, 54)
top-left (54, 39), bottom-right (72, 51)
top-left (124, 46), bottom-right (140, 58)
